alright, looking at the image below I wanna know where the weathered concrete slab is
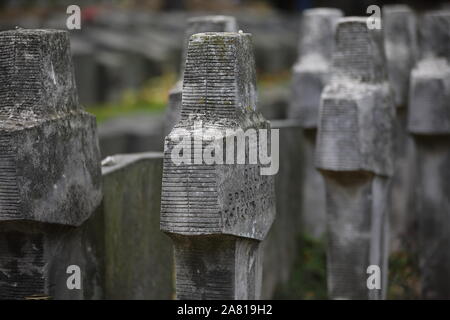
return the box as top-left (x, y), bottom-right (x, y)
top-left (100, 152), bottom-right (174, 300)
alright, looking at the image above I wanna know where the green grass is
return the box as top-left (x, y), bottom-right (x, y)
top-left (85, 71), bottom-right (292, 123)
top-left (86, 73), bottom-right (174, 123)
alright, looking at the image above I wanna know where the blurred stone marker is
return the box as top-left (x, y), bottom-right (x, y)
top-left (0, 29), bottom-right (102, 299)
top-left (289, 8), bottom-right (342, 238)
top-left (408, 10), bottom-right (450, 299)
top-left (315, 18), bottom-right (395, 300)
top-left (161, 32), bottom-right (276, 299)
top-left (164, 16), bottom-right (238, 136)
top-left (382, 4), bottom-right (419, 252)
top-left (71, 37), bottom-right (99, 106)
top-left (383, 5), bottom-right (418, 107)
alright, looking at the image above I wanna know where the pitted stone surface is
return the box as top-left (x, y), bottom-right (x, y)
top-left (161, 32), bottom-right (275, 241)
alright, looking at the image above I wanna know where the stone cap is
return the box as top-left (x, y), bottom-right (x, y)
top-left (298, 7), bottom-right (343, 62)
top-left (331, 17), bottom-right (386, 83)
top-left (421, 10), bottom-right (450, 60)
top-left (180, 16), bottom-right (238, 76)
top-left (0, 29), bottom-right (78, 130)
top-left (180, 32), bottom-right (257, 123)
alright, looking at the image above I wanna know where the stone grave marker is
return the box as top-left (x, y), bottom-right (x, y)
top-left (315, 18), bottom-right (395, 300)
top-left (382, 4), bottom-right (419, 252)
top-left (161, 32), bottom-right (276, 300)
top-left (289, 8), bottom-right (342, 238)
top-left (408, 10), bottom-right (450, 299)
top-left (0, 29), bottom-right (102, 299)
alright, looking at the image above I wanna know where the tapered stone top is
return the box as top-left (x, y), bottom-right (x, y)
top-left (180, 16), bottom-right (238, 76)
top-left (0, 29), bottom-right (102, 226)
top-left (408, 10), bottom-right (450, 134)
top-left (332, 17), bottom-right (386, 83)
top-left (421, 10), bottom-right (450, 60)
top-left (0, 29), bottom-right (79, 129)
top-left (383, 5), bottom-right (418, 107)
top-left (298, 8), bottom-right (343, 63)
top-left (316, 18), bottom-right (394, 176)
top-left (161, 32), bottom-right (276, 240)
top-left (164, 17), bottom-right (238, 135)
top-left (180, 32), bottom-right (258, 122)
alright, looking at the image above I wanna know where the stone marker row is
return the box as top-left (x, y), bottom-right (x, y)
top-left (289, 7), bottom-right (450, 299)
top-left (408, 10), bottom-right (450, 299)
top-left (1, 8), bottom-right (450, 300)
